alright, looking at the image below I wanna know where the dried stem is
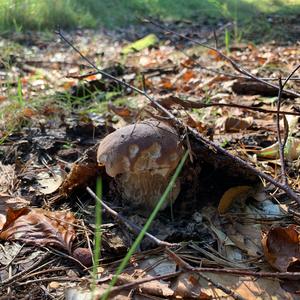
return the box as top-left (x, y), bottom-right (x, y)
top-left (276, 77), bottom-right (288, 185)
top-left (167, 95), bottom-right (300, 117)
top-left (165, 248), bottom-right (300, 279)
top-left (86, 187), bottom-right (177, 247)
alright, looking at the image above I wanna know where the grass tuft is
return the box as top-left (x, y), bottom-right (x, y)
top-left (0, 0), bottom-right (299, 32)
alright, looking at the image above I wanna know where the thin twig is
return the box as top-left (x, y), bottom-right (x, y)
top-left (276, 77), bottom-right (288, 185)
top-left (165, 248), bottom-right (300, 279)
top-left (16, 276), bottom-right (82, 286)
top-left (57, 30), bottom-right (300, 205)
top-left (86, 187), bottom-right (177, 247)
top-left (165, 248), bottom-right (246, 300)
top-left (144, 18), bottom-right (300, 98)
top-left (108, 271), bottom-right (182, 295)
top-left (0, 252), bottom-right (52, 287)
top-left (198, 272), bottom-right (247, 300)
top-left (176, 45), bottom-right (300, 81)
top-left (167, 95), bottom-right (300, 117)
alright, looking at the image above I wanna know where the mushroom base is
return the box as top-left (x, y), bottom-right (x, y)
top-left (115, 172), bottom-right (180, 211)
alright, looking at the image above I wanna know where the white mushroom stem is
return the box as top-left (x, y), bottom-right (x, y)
top-left (116, 172), bottom-right (181, 210)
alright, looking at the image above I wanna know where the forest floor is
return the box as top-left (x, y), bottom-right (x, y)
top-left (1, 18), bottom-right (300, 299)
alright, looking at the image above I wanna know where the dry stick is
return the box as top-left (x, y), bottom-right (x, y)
top-left (165, 248), bottom-right (246, 300)
top-left (177, 45), bottom-right (300, 81)
top-left (86, 187), bottom-right (177, 247)
top-left (276, 77), bottom-right (288, 186)
top-left (144, 18), bottom-right (300, 98)
top-left (16, 276), bottom-right (82, 287)
top-left (169, 96), bottom-right (300, 117)
top-left (198, 272), bottom-right (247, 300)
top-left (108, 271), bottom-right (182, 296)
top-left (65, 69), bottom-right (300, 117)
top-left (56, 30), bottom-right (300, 205)
top-left (274, 64), bottom-right (300, 193)
top-left (0, 252), bottom-right (52, 287)
top-left (165, 248), bottom-right (300, 279)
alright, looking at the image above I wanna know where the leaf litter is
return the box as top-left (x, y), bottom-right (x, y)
top-left (0, 21), bottom-right (300, 299)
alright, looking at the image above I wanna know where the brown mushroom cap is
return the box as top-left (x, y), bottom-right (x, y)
top-left (97, 119), bottom-right (184, 211)
top-left (97, 119), bottom-right (183, 178)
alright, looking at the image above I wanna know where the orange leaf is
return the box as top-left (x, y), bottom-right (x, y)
top-left (182, 70), bottom-right (195, 82)
top-left (22, 107), bottom-right (35, 118)
top-left (207, 49), bottom-right (222, 61)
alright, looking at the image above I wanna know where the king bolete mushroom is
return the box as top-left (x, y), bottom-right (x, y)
top-left (97, 119), bottom-right (184, 211)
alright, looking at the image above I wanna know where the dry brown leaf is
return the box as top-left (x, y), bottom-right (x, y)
top-left (60, 159), bottom-right (99, 196)
top-left (0, 207), bottom-right (76, 253)
top-left (199, 273), bottom-right (299, 300)
top-left (108, 102), bottom-right (132, 117)
top-left (224, 116), bottom-right (253, 132)
top-left (37, 170), bottom-right (64, 195)
top-left (207, 49), bottom-right (222, 61)
top-left (182, 70), bottom-right (196, 82)
top-left (262, 225), bottom-right (300, 272)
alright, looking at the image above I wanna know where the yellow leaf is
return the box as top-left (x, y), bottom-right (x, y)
top-left (218, 186), bottom-right (252, 214)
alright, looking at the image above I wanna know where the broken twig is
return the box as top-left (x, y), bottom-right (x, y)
top-left (86, 187), bottom-right (177, 247)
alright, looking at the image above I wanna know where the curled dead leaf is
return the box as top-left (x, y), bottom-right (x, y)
top-left (223, 116), bottom-right (253, 132)
top-left (262, 225), bottom-right (300, 272)
top-left (0, 207), bottom-right (76, 253)
top-left (257, 137), bottom-right (300, 161)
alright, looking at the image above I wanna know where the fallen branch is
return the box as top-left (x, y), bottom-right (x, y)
top-left (165, 248), bottom-right (300, 279)
top-left (165, 248), bottom-right (246, 300)
top-left (166, 95), bottom-right (300, 117)
top-left (86, 187), bottom-right (177, 247)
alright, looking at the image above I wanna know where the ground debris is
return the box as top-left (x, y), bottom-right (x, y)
top-left (1, 22), bottom-right (300, 299)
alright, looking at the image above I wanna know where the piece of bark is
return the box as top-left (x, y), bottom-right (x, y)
top-left (232, 80), bottom-right (295, 98)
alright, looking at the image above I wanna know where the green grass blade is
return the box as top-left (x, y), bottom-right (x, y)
top-left (101, 149), bottom-right (189, 300)
top-left (92, 176), bottom-right (102, 292)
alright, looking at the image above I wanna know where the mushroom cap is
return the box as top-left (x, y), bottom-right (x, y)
top-left (97, 119), bottom-right (183, 177)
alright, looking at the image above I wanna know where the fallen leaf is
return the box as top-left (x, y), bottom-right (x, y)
top-left (257, 137), bottom-right (300, 160)
top-left (122, 34), bottom-right (159, 54)
top-left (37, 169), bottom-right (64, 194)
top-left (108, 102), bottom-right (132, 117)
top-left (22, 107), bottom-right (36, 118)
top-left (218, 186), bottom-right (252, 214)
top-left (223, 116), bottom-right (253, 132)
top-left (262, 225), bottom-right (300, 272)
top-left (0, 208), bottom-right (76, 253)
top-left (199, 273), bottom-right (298, 300)
top-left (182, 70), bottom-right (196, 82)
top-left (60, 144), bottom-right (100, 196)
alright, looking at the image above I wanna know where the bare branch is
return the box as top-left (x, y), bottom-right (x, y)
top-left (86, 187), bottom-right (177, 247)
